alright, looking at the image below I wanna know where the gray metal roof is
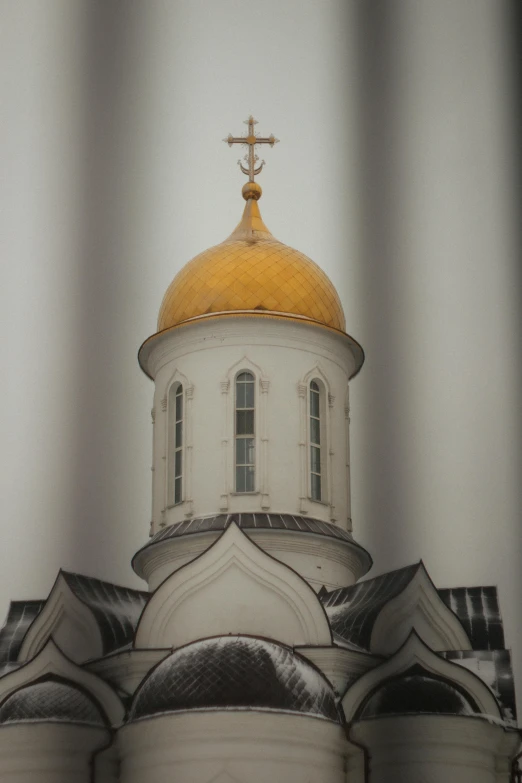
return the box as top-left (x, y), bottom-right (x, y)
top-left (130, 636), bottom-right (340, 723)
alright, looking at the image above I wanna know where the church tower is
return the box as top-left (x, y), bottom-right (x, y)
top-left (134, 115), bottom-right (370, 595)
top-left (0, 118), bottom-right (518, 783)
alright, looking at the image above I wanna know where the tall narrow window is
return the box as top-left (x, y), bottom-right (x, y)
top-left (235, 372), bottom-right (255, 492)
top-left (168, 383), bottom-right (183, 505)
top-left (310, 380), bottom-right (322, 501)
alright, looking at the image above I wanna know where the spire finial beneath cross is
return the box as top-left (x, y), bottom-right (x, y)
top-left (224, 116), bottom-right (279, 199)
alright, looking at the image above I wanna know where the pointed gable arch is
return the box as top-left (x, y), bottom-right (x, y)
top-left (370, 562), bottom-right (472, 655)
top-left (163, 366), bottom-right (191, 396)
top-left (0, 639), bottom-right (124, 726)
top-left (300, 363), bottom-right (332, 395)
top-left (18, 573), bottom-right (103, 664)
top-left (135, 522), bottom-right (332, 649)
top-left (223, 355), bottom-right (268, 387)
top-left (18, 572), bottom-right (146, 665)
top-left (342, 632), bottom-right (501, 722)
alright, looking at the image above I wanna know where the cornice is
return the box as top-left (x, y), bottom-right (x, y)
top-left (139, 316), bottom-right (360, 381)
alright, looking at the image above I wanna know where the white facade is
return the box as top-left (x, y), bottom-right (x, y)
top-left (140, 316), bottom-right (358, 532)
top-left (119, 712), bottom-right (353, 783)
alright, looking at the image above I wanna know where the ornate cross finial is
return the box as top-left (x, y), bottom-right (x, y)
top-left (224, 116), bottom-right (279, 183)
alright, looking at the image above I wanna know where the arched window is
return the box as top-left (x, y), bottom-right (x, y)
top-left (235, 372), bottom-right (255, 492)
top-left (309, 380), bottom-right (323, 501)
top-left (168, 383), bottom-right (183, 505)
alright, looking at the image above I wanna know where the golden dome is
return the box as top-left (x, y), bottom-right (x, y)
top-left (157, 187), bottom-right (346, 334)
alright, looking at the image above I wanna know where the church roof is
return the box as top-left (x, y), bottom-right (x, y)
top-left (136, 512), bottom-right (368, 560)
top-left (321, 564), bottom-right (421, 649)
top-left (0, 601), bottom-right (45, 662)
top-left (0, 677), bottom-right (106, 727)
top-left (129, 636), bottom-right (340, 723)
top-left (357, 668), bottom-right (476, 719)
top-left (438, 586), bottom-right (505, 650)
top-left (321, 566), bottom-right (507, 654)
top-left (442, 649), bottom-right (517, 726)
top-left (59, 572), bottom-right (148, 655)
top-left (156, 189), bottom-right (348, 335)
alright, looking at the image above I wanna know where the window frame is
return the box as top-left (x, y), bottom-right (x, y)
top-left (167, 381), bottom-right (184, 506)
top-left (234, 370), bottom-right (256, 493)
top-left (308, 377), bottom-right (327, 504)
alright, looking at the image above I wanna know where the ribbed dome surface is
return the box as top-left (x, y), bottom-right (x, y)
top-left (129, 636), bottom-right (339, 723)
top-left (157, 197), bottom-right (346, 333)
top-left (0, 679), bottom-right (106, 726)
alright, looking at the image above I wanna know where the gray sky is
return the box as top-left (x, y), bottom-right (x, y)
top-left (1, 0), bottom-right (520, 708)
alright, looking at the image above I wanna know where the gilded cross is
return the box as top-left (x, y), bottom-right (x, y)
top-left (224, 116), bottom-right (279, 182)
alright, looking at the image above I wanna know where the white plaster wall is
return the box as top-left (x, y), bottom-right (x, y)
top-left (0, 723), bottom-right (109, 782)
top-left (119, 711), bottom-right (348, 783)
top-left (350, 715), bottom-right (521, 783)
top-left (142, 316), bottom-right (358, 536)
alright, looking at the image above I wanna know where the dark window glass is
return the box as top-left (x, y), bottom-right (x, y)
top-left (311, 445), bottom-right (321, 474)
top-left (310, 379), bottom-right (323, 502)
top-left (310, 416), bottom-right (320, 445)
top-left (235, 372), bottom-right (255, 492)
top-left (169, 383), bottom-right (183, 506)
top-left (236, 409), bottom-right (254, 435)
top-left (174, 449), bottom-right (182, 477)
top-left (236, 437), bottom-right (255, 465)
top-left (175, 392), bottom-right (183, 420)
top-left (175, 420), bottom-right (183, 445)
top-left (236, 465), bottom-right (255, 493)
top-left (174, 476), bottom-right (182, 505)
top-left (310, 388), bottom-right (320, 418)
top-left (311, 473), bottom-right (321, 501)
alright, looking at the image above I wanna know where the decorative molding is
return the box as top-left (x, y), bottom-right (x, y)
top-left (296, 645), bottom-right (380, 696)
top-left (162, 369), bottom-right (193, 513)
top-left (160, 397), bottom-right (167, 412)
top-left (370, 563), bottom-right (472, 655)
top-left (297, 383), bottom-right (307, 398)
top-left (139, 314), bottom-right (358, 382)
top-left (0, 639), bottom-right (124, 725)
top-left (134, 525), bottom-right (371, 598)
top-left (220, 380), bottom-right (230, 395)
top-left (18, 575), bottom-right (103, 664)
top-left (86, 649), bottom-right (169, 697)
top-left (222, 356), bottom-right (269, 503)
top-left (299, 365), bottom-right (334, 512)
top-left (135, 523), bottom-right (332, 649)
top-left (341, 632), bottom-right (500, 721)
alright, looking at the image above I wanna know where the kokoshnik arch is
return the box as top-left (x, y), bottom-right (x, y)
top-left (0, 118), bottom-right (519, 783)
